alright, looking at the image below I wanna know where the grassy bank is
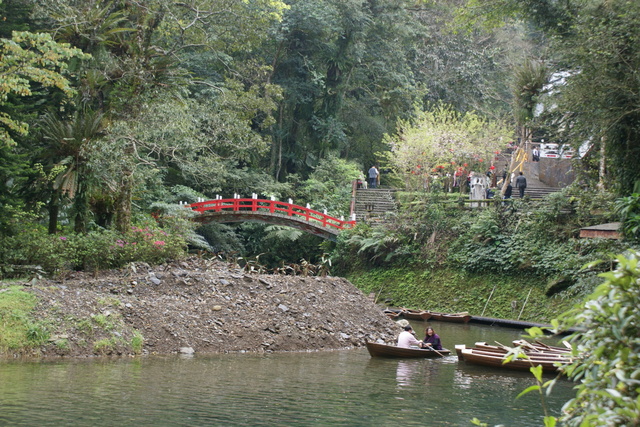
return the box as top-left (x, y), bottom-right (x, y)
top-left (347, 267), bottom-right (580, 323)
top-left (0, 286), bottom-right (51, 354)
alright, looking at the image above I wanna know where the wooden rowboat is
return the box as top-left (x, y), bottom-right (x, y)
top-left (383, 308), bottom-right (432, 321)
top-left (383, 309), bottom-right (402, 319)
top-left (426, 311), bottom-right (471, 323)
top-left (400, 308), bottom-right (432, 321)
top-left (475, 342), bottom-right (571, 359)
top-left (366, 342), bottom-right (451, 358)
top-left (455, 344), bottom-right (571, 373)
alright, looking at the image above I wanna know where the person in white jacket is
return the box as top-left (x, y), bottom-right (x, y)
top-left (397, 325), bottom-right (423, 348)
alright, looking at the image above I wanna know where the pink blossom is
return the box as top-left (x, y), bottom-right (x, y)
top-left (153, 241), bottom-right (166, 246)
top-left (59, 236), bottom-right (67, 241)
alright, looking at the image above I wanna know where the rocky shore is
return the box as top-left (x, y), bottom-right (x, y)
top-left (20, 257), bottom-right (399, 357)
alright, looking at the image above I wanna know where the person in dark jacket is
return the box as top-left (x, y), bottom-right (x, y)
top-left (504, 183), bottom-right (513, 199)
top-left (422, 326), bottom-right (442, 351)
top-left (515, 172), bottom-right (527, 198)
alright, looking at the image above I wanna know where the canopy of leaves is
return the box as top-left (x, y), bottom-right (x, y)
top-left (0, 31), bottom-right (88, 146)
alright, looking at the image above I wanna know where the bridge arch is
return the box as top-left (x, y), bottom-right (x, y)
top-left (186, 198), bottom-right (356, 241)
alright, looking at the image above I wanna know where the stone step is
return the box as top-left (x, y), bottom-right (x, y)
top-left (353, 188), bottom-right (398, 223)
top-left (521, 187), bottom-right (562, 199)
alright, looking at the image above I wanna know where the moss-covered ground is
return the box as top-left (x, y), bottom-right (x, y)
top-left (347, 267), bottom-right (579, 323)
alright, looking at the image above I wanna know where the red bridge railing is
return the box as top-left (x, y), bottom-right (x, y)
top-left (187, 198), bottom-right (356, 231)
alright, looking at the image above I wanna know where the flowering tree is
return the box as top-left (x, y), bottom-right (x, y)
top-left (384, 103), bottom-right (513, 189)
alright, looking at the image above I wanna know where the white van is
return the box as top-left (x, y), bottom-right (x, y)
top-left (540, 143), bottom-right (573, 159)
top-left (540, 143), bottom-right (559, 158)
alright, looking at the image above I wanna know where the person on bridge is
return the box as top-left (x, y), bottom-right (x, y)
top-left (422, 326), bottom-right (443, 351)
top-left (515, 172), bottom-right (527, 198)
top-left (397, 325), bottom-right (423, 348)
top-left (368, 165), bottom-right (379, 188)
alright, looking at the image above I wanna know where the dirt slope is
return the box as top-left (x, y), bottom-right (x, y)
top-left (23, 257), bottom-right (399, 357)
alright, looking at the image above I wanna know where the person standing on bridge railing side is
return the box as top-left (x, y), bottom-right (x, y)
top-left (368, 165), bottom-right (379, 189)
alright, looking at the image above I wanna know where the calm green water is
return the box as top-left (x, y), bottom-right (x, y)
top-left (0, 322), bottom-right (575, 426)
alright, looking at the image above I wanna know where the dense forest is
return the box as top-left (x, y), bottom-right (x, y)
top-left (1, 0), bottom-right (639, 277)
top-left (2, 1), bottom-right (640, 423)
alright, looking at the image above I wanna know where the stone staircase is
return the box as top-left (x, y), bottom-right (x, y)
top-left (518, 161), bottom-right (563, 200)
top-left (353, 188), bottom-right (397, 223)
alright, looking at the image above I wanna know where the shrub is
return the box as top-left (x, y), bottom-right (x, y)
top-left (615, 193), bottom-right (640, 241)
top-left (0, 217), bottom-right (189, 278)
top-left (557, 251), bottom-right (640, 426)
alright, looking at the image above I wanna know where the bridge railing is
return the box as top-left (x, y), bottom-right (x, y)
top-left (187, 198), bottom-right (356, 231)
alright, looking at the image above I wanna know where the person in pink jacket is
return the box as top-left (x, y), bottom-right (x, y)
top-left (397, 325), bottom-right (423, 348)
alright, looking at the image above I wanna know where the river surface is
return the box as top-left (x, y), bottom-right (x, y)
top-left (0, 321), bottom-right (575, 426)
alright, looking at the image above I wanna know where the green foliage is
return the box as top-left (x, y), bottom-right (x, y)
top-left (512, 59), bottom-right (548, 127)
top-left (130, 331), bottom-right (144, 354)
top-left (336, 186), bottom-right (637, 309)
top-left (384, 103), bottom-right (513, 190)
top-left (615, 193), bottom-right (640, 241)
top-left (93, 338), bottom-right (115, 353)
top-left (197, 223), bottom-right (245, 255)
top-left (233, 222), bottom-right (329, 269)
top-left (0, 286), bottom-right (49, 351)
top-left (554, 251), bottom-right (640, 426)
top-left (0, 31), bottom-right (89, 146)
top-left (0, 217), bottom-right (188, 278)
top-left (342, 225), bottom-right (412, 267)
top-left (347, 267), bottom-right (574, 321)
top-left (297, 155), bottom-right (362, 215)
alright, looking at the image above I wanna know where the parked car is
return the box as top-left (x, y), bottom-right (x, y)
top-left (540, 143), bottom-right (560, 158)
top-left (540, 143), bottom-right (574, 159)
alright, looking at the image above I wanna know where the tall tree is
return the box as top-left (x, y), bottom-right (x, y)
top-left (459, 0), bottom-right (640, 195)
top-left (384, 103), bottom-right (513, 190)
top-left (0, 31), bottom-right (87, 146)
top-left (268, 0), bottom-right (426, 180)
top-left (33, 0), bottom-right (288, 232)
top-left (39, 109), bottom-right (105, 233)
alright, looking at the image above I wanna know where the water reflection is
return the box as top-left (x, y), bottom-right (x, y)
top-left (0, 323), bottom-right (575, 426)
top-left (454, 363), bottom-right (526, 390)
top-left (395, 360), bottom-right (419, 388)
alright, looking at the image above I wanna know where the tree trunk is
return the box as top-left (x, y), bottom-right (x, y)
top-left (597, 136), bottom-right (606, 191)
top-left (73, 182), bottom-right (88, 234)
top-left (48, 191), bottom-right (60, 234)
top-left (114, 170), bottom-right (133, 234)
top-left (270, 103), bottom-right (284, 181)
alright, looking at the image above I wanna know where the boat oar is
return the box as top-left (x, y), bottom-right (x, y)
top-left (422, 344), bottom-right (445, 357)
top-left (432, 349), bottom-right (445, 357)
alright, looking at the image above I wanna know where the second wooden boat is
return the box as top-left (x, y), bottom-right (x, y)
top-left (400, 308), bottom-right (432, 321)
top-left (455, 344), bottom-right (571, 373)
top-left (366, 342), bottom-right (451, 358)
top-left (427, 311), bottom-right (471, 323)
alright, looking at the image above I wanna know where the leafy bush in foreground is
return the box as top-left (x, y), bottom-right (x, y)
top-left (557, 251), bottom-right (640, 425)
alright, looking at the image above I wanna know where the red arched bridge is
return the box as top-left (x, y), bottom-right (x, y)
top-left (185, 197), bottom-right (356, 241)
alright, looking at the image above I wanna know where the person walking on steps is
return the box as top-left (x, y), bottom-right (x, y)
top-left (368, 165), bottom-right (379, 189)
top-left (515, 172), bottom-right (527, 198)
